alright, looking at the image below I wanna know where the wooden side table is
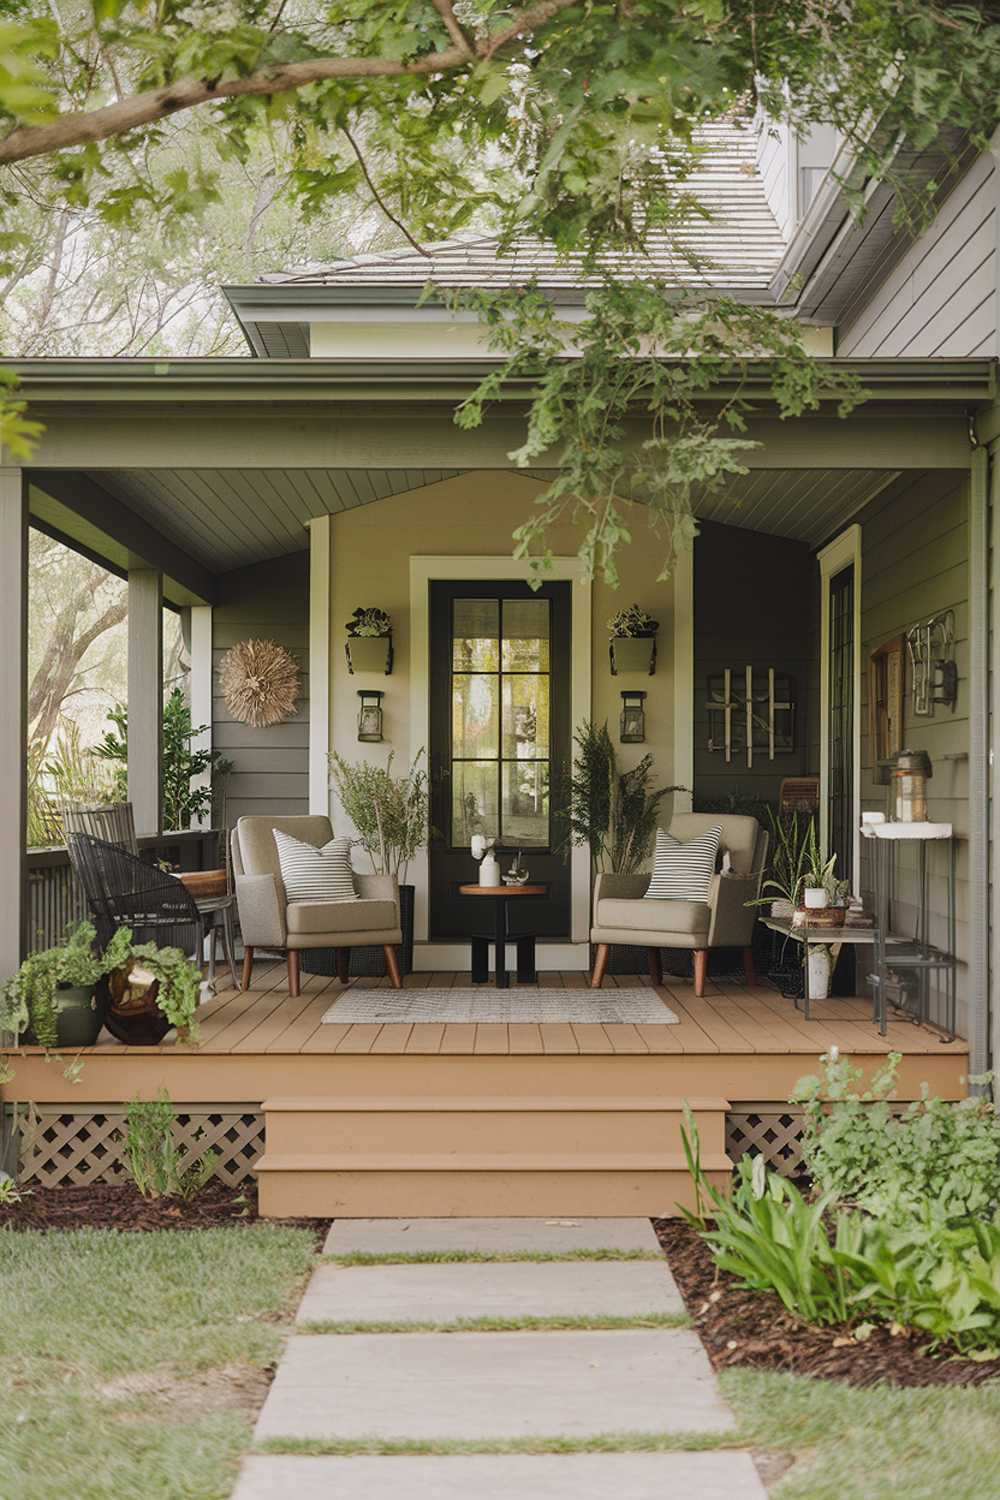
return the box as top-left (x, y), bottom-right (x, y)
top-left (458, 884), bottom-right (547, 988)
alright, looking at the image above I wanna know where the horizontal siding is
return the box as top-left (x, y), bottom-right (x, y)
top-left (839, 150), bottom-right (997, 356)
top-left (857, 472), bottom-right (969, 1036)
top-left (212, 551), bottom-right (310, 825)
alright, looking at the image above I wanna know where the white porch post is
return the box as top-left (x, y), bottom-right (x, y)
top-left (127, 568), bottom-right (163, 835)
top-left (0, 468), bottom-right (27, 972)
top-left (189, 605), bottom-right (214, 829)
top-left (307, 516), bottom-right (332, 817)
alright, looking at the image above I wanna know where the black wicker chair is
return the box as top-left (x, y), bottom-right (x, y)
top-left (67, 832), bottom-right (204, 955)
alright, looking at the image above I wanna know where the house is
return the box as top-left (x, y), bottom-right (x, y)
top-left (1, 117), bottom-right (994, 1215)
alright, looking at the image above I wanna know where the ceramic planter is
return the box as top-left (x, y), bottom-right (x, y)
top-left (807, 946), bottom-right (832, 1000)
top-left (803, 886), bottom-right (829, 910)
top-left (346, 635), bottom-right (393, 675)
top-left (96, 968), bottom-right (173, 1046)
top-left (25, 983), bottom-right (103, 1048)
top-left (609, 636), bottom-right (657, 676)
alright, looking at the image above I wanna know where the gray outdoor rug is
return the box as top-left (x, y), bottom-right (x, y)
top-left (320, 987), bottom-right (679, 1025)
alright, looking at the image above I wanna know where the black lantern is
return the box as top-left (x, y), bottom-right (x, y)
top-left (357, 689), bottom-right (384, 743)
top-left (620, 690), bottom-right (646, 743)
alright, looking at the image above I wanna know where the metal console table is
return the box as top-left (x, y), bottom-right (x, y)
top-left (865, 821), bottom-right (957, 1039)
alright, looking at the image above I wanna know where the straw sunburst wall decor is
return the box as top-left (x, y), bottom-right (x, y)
top-left (218, 638), bottom-right (300, 728)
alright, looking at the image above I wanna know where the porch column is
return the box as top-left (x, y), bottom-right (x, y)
top-left (969, 444), bottom-right (989, 1077)
top-left (127, 568), bottom-right (163, 835)
top-left (0, 468), bottom-right (27, 973)
top-left (189, 604), bottom-right (213, 829)
top-left (307, 516), bottom-right (332, 817)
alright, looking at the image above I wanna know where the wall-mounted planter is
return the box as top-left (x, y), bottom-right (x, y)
top-left (609, 635), bottom-right (657, 676)
top-left (346, 635), bottom-right (393, 675)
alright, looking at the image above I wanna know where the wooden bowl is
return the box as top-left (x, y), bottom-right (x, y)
top-left (176, 869), bottom-right (228, 900)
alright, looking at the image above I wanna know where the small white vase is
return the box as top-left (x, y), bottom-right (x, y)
top-left (803, 887), bottom-right (829, 910)
top-left (807, 946), bottom-right (832, 1000)
top-left (479, 852), bottom-right (501, 887)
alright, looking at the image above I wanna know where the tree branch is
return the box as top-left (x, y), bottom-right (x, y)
top-left (432, 0), bottom-right (475, 55)
top-left (341, 125), bottom-right (426, 255)
top-left (0, 0), bottom-right (576, 166)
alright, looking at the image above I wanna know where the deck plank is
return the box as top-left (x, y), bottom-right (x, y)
top-left (266, 994), bottom-right (340, 1052)
top-left (474, 1023), bottom-right (510, 1055)
top-left (509, 1022), bottom-right (544, 1054)
top-left (441, 1023), bottom-right (476, 1053)
top-left (539, 1022), bottom-right (579, 1055)
top-left (405, 1022), bottom-right (445, 1053)
top-left (334, 1024), bottom-right (383, 1054)
top-left (601, 1024), bottom-right (648, 1055)
top-left (370, 1024), bottom-right (414, 1054)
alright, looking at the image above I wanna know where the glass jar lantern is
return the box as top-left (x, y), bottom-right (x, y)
top-left (891, 747), bottom-right (932, 823)
top-left (620, 689), bottom-right (647, 743)
top-left (357, 689), bottom-right (384, 742)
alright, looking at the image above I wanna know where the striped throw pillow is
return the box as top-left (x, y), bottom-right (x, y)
top-left (643, 825), bottom-right (722, 903)
top-left (273, 830), bottom-right (358, 903)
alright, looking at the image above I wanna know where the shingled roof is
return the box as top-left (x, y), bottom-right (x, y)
top-left (264, 120), bottom-right (786, 296)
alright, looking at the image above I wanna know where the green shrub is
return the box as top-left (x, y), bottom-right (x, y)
top-left (0, 922), bottom-right (130, 1047)
top-left (121, 1089), bottom-right (214, 1201)
top-left (792, 1050), bottom-right (1000, 1220)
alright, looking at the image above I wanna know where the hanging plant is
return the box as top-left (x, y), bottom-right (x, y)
top-left (218, 638), bottom-right (300, 727)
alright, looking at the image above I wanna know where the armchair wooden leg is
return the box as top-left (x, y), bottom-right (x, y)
top-left (287, 949), bottom-right (300, 998)
top-left (742, 946), bottom-right (756, 987)
top-left (647, 947), bottom-right (663, 986)
top-left (693, 949), bottom-right (707, 998)
top-left (383, 945), bottom-right (403, 990)
top-left (591, 943), bottom-right (610, 989)
top-left (241, 946), bottom-right (254, 990)
top-left (336, 947), bottom-right (351, 984)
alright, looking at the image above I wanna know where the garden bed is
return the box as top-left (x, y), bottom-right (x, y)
top-left (0, 1179), bottom-right (329, 1241)
top-left (655, 1217), bottom-right (1000, 1389)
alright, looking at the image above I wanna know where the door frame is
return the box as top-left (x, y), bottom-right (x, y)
top-left (410, 555), bottom-right (592, 954)
top-left (817, 523), bottom-right (862, 884)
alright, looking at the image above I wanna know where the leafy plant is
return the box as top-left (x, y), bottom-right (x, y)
top-left (746, 808), bottom-right (817, 910)
top-left (0, 921), bottom-right (129, 1048)
top-left (562, 719), bottom-right (682, 876)
top-left (345, 607), bottom-right (391, 638)
top-left (91, 688), bottom-right (231, 832)
top-left (27, 720), bottom-right (120, 849)
top-left (792, 1051), bottom-right (1000, 1222)
top-left (121, 1089), bottom-right (214, 1201)
top-left (124, 941), bottom-right (203, 1041)
top-left (607, 604), bottom-right (658, 638)
top-left (329, 749), bottom-right (429, 884)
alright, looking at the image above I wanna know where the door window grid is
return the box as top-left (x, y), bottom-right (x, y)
top-left (828, 565), bottom-right (854, 884)
top-left (450, 596), bottom-right (551, 850)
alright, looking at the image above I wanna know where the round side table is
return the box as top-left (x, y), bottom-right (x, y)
top-left (458, 884), bottom-right (546, 988)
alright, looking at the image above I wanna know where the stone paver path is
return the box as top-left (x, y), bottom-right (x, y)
top-left (233, 1219), bottom-right (768, 1499)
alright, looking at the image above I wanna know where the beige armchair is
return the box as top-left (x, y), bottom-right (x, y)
top-left (232, 814), bottom-right (403, 995)
top-left (590, 813), bottom-right (768, 996)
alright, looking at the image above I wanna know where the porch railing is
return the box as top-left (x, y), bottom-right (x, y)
top-left (25, 828), bottom-right (222, 954)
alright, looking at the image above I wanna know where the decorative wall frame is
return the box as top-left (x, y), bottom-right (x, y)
top-left (706, 667), bottom-right (796, 767)
top-left (869, 634), bottom-right (904, 772)
top-left (218, 638), bottom-right (300, 727)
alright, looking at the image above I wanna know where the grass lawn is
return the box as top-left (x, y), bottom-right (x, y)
top-left (0, 1225), bottom-right (317, 1500)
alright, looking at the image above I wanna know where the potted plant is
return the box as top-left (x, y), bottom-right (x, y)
top-left (96, 932), bottom-right (203, 1046)
top-left (322, 748), bottom-right (430, 976)
top-left (745, 808), bottom-right (816, 922)
top-left (608, 604), bottom-right (659, 676)
top-left (563, 719), bottom-right (685, 973)
top-left (0, 921), bottom-right (129, 1049)
top-left (345, 606), bottom-right (393, 676)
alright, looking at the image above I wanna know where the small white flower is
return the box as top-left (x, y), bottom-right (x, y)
top-left (829, 1045), bottom-right (840, 1063)
top-left (751, 1153), bottom-right (767, 1199)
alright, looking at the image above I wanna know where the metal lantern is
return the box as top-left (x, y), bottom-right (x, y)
top-left (619, 689), bottom-right (647, 744)
top-left (357, 689), bottom-right (384, 743)
top-left (890, 747), bottom-right (932, 823)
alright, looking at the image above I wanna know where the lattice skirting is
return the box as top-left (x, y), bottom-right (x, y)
top-left (16, 1105), bottom-right (264, 1189)
top-left (726, 1107), bottom-right (806, 1176)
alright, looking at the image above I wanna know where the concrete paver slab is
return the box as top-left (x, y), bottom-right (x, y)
top-left (298, 1258), bottom-right (684, 1322)
top-left (324, 1216), bottom-right (662, 1255)
top-left (253, 1328), bottom-right (735, 1441)
top-left (233, 1453), bottom-right (768, 1500)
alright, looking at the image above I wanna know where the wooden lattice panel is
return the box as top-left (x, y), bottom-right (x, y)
top-left (726, 1109), bottom-right (806, 1176)
top-left (19, 1107), bottom-right (264, 1188)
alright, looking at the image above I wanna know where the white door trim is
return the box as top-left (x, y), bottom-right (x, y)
top-left (307, 516), bottom-right (332, 817)
top-left (409, 555), bottom-right (592, 955)
top-left (817, 523), bottom-right (862, 885)
top-left (672, 545), bottom-right (695, 813)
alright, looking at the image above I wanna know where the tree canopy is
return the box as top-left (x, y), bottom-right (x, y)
top-left (2, 1), bottom-right (999, 576)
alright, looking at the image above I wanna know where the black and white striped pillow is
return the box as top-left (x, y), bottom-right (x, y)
top-left (643, 825), bottom-right (721, 903)
top-left (273, 830), bottom-right (358, 903)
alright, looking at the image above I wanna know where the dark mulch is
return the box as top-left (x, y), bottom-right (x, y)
top-left (0, 1179), bottom-right (330, 1245)
top-left (655, 1216), bottom-right (1000, 1389)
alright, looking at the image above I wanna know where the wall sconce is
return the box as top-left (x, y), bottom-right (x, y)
top-left (357, 689), bottom-right (384, 742)
top-left (620, 690), bottom-right (646, 743)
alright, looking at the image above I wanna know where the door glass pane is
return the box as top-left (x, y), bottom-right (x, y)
top-left (453, 599), bottom-right (499, 671)
top-left (502, 598), bottom-right (550, 671)
top-left (502, 760), bottom-right (549, 847)
top-left (502, 675), bottom-right (549, 759)
top-left (453, 674), bottom-right (499, 759)
top-left (453, 763), bottom-right (499, 845)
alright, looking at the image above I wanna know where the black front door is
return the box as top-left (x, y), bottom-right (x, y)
top-left (828, 563), bottom-right (855, 884)
top-left (428, 580), bottom-right (572, 940)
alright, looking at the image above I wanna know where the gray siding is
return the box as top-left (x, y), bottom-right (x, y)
top-left (212, 551), bottom-right (309, 823)
top-left (694, 522), bottom-right (818, 809)
top-left (856, 472), bottom-right (970, 1036)
top-left (838, 150), bottom-right (997, 356)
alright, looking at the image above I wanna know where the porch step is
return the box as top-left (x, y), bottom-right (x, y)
top-left (261, 1096), bottom-right (729, 1157)
top-left (254, 1150), bottom-right (732, 1218)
